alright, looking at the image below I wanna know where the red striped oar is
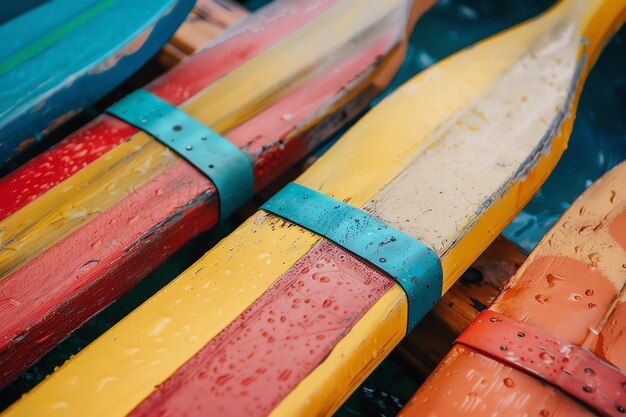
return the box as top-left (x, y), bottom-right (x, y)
top-left (0, 0), bottom-right (432, 388)
top-left (4, 1), bottom-right (622, 416)
top-left (400, 160), bottom-right (626, 417)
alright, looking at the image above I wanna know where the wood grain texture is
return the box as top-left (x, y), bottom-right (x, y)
top-left (400, 162), bottom-right (626, 417)
top-left (0, 0), bottom-right (419, 390)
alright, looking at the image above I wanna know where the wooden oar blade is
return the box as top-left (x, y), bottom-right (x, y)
top-left (400, 160), bottom-right (626, 417)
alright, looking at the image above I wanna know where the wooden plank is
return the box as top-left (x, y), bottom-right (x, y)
top-left (400, 161), bottom-right (626, 417)
top-left (0, 0), bottom-right (430, 389)
top-left (0, 0), bottom-right (194, 165)
top-left (4, 1), bottom-right (621, 416)
top-left (158, 0), bottom-right (249, 66)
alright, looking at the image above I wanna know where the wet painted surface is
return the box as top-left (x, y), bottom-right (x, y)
top-left (457, 310), bottom-right (626, 416)
top-left (0, 0), bottom-right (422, 401)
top-left (401, 162), bottom-right (626, 416)
top-left (131, 241), bottom-right (394, 416)
top-left (0, 1), bottom-right (624, 416)
top-left (5, 0), bottom-right (617, 415)
top-left (0, 0), bottom-right (194, 165)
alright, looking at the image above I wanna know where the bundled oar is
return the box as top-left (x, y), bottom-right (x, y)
top-left (0, 0), bottom-right (432, 389)
top-left (159, 0), bottom-right (249, 66)
top-left (400, 161), bottom-right (626, 417)
top-left (4, 1), bottom-right (622, 416)
top-left (0, 0), bottom-right (194, 166)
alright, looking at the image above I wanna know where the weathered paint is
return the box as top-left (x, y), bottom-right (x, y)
top-left (400, 162), bottom-right (626, 416)
top-left (457, 310), bottom-right (626, 416)
top-left (0, 0), bottom-right (340, 219)
top-left (0, 0), bottom-right (425, 390)
top-left (0, 0), bottom-right (194, 165)
top-left (4, 1), bottom-right (621, 416)
top-left (404, 345), bottom-right (592, 417)
top-left (261, 182), bottom-right (442, 331)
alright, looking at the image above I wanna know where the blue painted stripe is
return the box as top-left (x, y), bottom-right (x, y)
top-left (261, 182), bottom-right (442, 332)
top-left (107, 90), bottom-right (254, 219)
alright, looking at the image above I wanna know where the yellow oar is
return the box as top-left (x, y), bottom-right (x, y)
top-left (4, 1), bottom-right (624, 416)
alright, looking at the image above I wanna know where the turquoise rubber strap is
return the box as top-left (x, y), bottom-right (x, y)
top-left (107, 89), bottom-right (253, 219)
top-left (261, 182), bottom-right (442, 332)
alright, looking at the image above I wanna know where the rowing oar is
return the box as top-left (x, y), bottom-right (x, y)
top-left (400, 160), bottom-right (626, 417)
top-left (3, 0), bottom-right (623, 416)
top-left (0, 0), bottom-right (433, 388)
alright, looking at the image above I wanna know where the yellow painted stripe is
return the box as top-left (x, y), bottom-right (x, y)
top-left (0, 0), bottom-right (404, 280)
top-left (0, 134), bottom-right (176, 277)
top-left (5, 0), bottom-right (623, 416)
top-left (4, 213), bottom-right (322, 417)
top-left (184, 0), bottom-right (408, 133)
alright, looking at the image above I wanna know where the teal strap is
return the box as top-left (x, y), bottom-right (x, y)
top-left (261, 182), bottom-right (442, 332)
top-left (107, 90), bottom-right (253, 219)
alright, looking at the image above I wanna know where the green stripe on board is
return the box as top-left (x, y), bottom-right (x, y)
top-left (0, 0), bottom-right (119, 76)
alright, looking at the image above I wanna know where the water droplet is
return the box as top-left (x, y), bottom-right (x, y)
top-left (588, 252), bottom-right (600, 265)
top-left (216, 374), bottom-right (233, 386)
top-left (322, 299), bottom-right (333, 308)
top-left (579, 225), bottom-right (595, 235)
top-left (172, 125), bottom-right (183, 132)
top-left (545, 273), bottom-right (565, 287)
top-left (379, 258), bottom-right (386, 263)
top-left (186, 146), bottom-right (193, 151)
top-left (278, 369), bottom-right (292, 381)
top-left (539, 352), bottom-right (555, 364)
top-left (585, 289), bottom-right (594, 296)
top-left (535, 294), bottom-right (548, 304)
top-left (503, 378), bottom-right (515, 388)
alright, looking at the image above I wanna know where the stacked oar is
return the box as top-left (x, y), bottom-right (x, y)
top-left (400, 161), bottom-right (626, 417)
top-left (5, 1), bottom-right (623, 416)
top-left (0, 0), bottom-right (432, 388)
top-left (0, 0), bottom-right (194, 165)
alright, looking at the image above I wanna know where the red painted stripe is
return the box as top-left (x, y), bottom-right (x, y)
top-left (0, 161), bottom-right (217, 387)
top-left (0, 32), bottom-right (395, 386)
top-left (230, 35), bottom-right (396, 189)
top-left (129, 240), bottom-right (394, 417)
top-left (0, 0), bottom-right (339, 220)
